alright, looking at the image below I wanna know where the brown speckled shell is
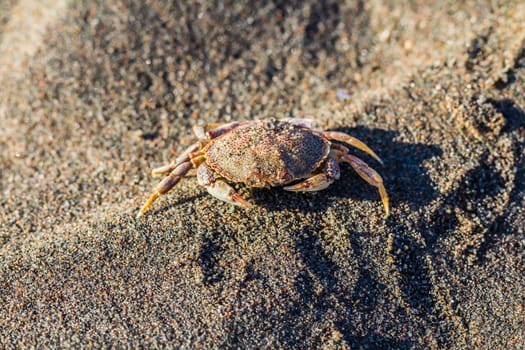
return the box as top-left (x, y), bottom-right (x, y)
top-left (203, 120), bottom-right (330, 187)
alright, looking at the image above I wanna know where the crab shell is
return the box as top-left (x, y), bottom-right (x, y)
top-left (203, 119), bottom-right (330, 188)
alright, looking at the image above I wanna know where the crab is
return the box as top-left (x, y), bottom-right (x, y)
top-left (137, 118), bottom-right (389, 217)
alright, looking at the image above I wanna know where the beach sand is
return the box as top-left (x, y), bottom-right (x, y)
top-left (1, 1), bottom-right (524, 348)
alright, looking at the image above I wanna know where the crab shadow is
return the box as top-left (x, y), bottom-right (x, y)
top-left (253, 127), bottom-right (442, 214)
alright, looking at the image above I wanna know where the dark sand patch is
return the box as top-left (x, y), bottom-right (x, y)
top-left (1, 1), bottom-right (524, 348)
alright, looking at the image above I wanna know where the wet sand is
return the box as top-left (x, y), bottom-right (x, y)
top-left (1, 1), bottom-right (524, 348)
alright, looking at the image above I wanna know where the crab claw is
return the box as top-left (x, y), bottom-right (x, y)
top-left (206, 180), bottom-right (254, 208)
top-left (197, 163), bottom-right (253, 208)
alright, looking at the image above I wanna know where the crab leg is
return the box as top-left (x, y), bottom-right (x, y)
top-left (138, 159), bottom-right (199, 217)
top-left (151, 142), bottom-right (202, 177)
top-left (283, 158), bottom-right (340, 192)
top-left (339, 153), bottom-right (390, 217)
top-left (206, 121), bottom-right (241, 139)
top-left (322, 131), bottom-right (383, 165)
top-left (197, 163), bottom-right (253, 208)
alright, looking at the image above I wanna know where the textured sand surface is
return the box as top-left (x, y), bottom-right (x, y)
top-left (1, 1), bottom-right (524, 348)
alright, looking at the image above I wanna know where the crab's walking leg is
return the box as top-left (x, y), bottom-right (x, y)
top-left (206, 121), bottom-right (241, 139)
top-left (151, 142), bottom-right (202, 177)
top-left (284, 158), bottom-right (341, 192)
top-left (322, 131), bottom-right (383, 165)
top-left (137, 161), bottom-right (193, 217)
top-left (341, 154), bottom-right (390, 217)
top-left (197, 164), bottom-right (253, 208)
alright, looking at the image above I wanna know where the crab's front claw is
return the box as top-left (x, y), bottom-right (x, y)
top-left (206, 180), bottom-right (254, 208)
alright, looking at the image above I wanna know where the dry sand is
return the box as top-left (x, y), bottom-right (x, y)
top-left (1, 1), bottom-right (524, 348)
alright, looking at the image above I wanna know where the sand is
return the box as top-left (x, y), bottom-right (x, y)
top-left (1, 1), bottom-right (524, 348)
